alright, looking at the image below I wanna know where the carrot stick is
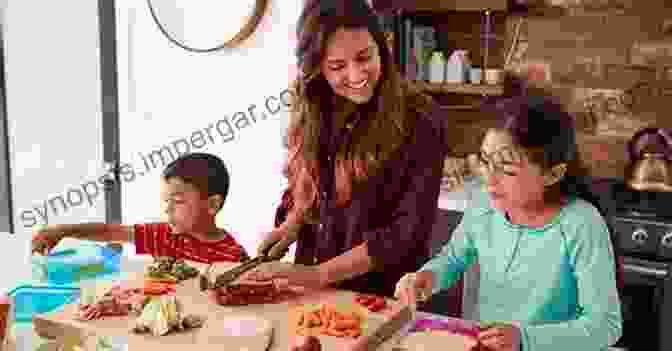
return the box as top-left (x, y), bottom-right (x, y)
top-left (333, 319), bottom-right (359, 330)
top-left (345, 328), bottom-right (361, 338)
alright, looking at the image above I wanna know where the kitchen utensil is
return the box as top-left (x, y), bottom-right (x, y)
top-left (626, 127), bottom-right (672, 192)
top-left (199, 255), bottom-right (272, 291)
top-left (348, 305), bottom-right (412, 351)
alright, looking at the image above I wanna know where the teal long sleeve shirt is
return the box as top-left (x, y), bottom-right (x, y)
top-left (421, 192), bottom-right (622, 351)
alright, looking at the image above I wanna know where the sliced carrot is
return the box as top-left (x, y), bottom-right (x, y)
top-left (324, 328), bottom-right (346, 337)
top-left (345, 329), bottom-right (361, 338)
top-left (333, 318), bottom-right (359, 330)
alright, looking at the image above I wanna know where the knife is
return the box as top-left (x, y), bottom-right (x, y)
top-left (348, 305), bottom-right (413, 351)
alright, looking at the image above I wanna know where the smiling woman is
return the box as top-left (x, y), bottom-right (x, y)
top-left (146, 0), bottom-right (269, 53)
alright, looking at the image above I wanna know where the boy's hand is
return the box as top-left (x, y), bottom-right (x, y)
top-left (32, 227), bottom-right (65, 255)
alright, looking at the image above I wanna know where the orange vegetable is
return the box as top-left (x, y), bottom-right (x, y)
top-left (295, 303), bottom-right (363, 339)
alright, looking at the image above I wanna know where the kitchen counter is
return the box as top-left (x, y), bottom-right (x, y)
top-left (31, 263), bottom-right (442, 351)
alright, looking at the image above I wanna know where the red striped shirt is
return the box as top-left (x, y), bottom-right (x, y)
top-left (133, 223), bottom-right (249, 264)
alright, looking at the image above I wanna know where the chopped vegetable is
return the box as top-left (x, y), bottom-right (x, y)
top-left (353, 294), bottom-right (387, 312)
top-left (295, 303), bottom-right (363, 339)
top-left (145, 257), bottom-right (199, 282)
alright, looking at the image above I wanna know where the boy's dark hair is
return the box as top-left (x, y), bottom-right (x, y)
top-left (162, 153), bottom-right (230, 206)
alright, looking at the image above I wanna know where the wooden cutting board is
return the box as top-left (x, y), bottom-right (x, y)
top-left (32, 263), bottom-right (390, 351)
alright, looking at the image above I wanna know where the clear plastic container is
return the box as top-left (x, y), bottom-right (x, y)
top-left (12, 321), bottom-right (51, 351)
top-left (32, 241), bottom-right (121, 285)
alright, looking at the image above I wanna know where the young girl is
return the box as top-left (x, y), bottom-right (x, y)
top-left (395, 76), bottom-right (622, 351)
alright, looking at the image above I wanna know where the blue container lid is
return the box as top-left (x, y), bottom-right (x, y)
top-left (8, 285), bottom-right (80, 323)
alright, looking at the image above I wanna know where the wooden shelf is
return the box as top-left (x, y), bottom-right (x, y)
top-left (413, 81), bottom-right (504, 96)
top-left (373, 0), bottom-right (508, 12)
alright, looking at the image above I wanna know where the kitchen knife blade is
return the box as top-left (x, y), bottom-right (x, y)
top-left (365, 305), bottom-right (413, 350)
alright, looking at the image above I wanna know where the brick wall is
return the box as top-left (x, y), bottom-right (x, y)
top-left (444, 0), bottom-right (672, 179)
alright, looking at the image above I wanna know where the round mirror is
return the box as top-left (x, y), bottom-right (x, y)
top-left (147, 0), bottom-right (268, 53)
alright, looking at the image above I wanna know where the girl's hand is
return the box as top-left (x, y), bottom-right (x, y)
top-left (478, 323), bottom-right (521, 351)
top-left (31, 226), bottom-right (65, 255)
top-left (393, 271), bottom-right (434, 311)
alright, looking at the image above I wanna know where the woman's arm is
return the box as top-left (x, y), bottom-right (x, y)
top-left (519, 212), bottom-right (623, 351)
top-left (317, 242), bottom-right (372, 287)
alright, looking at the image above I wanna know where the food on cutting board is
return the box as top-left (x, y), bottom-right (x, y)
top-left (76, 285), bottom-right (147, 321)
top-left (143, 279), bottom-right (177, 296)
top-left (353, 294), bottom-right (387, 312)
top-left (295, 303), bottom-right (365, 338)
top-left (213, 279), bottom-right (281, 306)
top-left (132, 294), bottom-right (205, 336)
top-left (291, 335), bottom-right (322, 351)
top-left (145, 256), bottom-right (199, 282)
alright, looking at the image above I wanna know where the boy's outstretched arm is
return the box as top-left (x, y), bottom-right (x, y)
top-left (32, 223), bottom-right (132, 253)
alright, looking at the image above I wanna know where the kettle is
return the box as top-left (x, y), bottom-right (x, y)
top-left (626, 127), bottom-right (672, 192)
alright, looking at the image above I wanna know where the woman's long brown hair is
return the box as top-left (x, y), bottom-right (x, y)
top-left (286, 0), bottom-right (432, 218)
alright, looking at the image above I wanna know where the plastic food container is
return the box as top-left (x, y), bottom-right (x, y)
top-left (8, 286), bottom-right (80, 323)
top-left (32, 241), bottom-right (121, 285)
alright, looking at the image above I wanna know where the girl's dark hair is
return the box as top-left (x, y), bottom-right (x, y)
top-left (482, 74), bottom-right (626, 292)
top-left (162, 152), bottom-right (230, 205)
top-left (482, 74), bottom-right (603, 215)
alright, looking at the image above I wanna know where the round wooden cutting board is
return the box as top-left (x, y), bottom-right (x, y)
top-left (196, 314), bottom-right (274, 351)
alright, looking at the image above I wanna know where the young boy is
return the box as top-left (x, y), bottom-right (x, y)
top-left (32, 152), bottom-right (249, 264)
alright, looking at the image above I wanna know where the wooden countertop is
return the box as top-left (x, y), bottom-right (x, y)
top-left (31, 263), bottom-right (406, 351)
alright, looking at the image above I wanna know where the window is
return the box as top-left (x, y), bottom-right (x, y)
top-left (0, 29), bottom-right (13, 233)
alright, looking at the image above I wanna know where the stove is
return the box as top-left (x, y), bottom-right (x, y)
top-left (606, 181), bottom-right (672, 351)
top-left (611, 182), bottom-right (672, 261)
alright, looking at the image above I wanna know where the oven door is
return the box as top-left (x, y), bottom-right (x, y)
top-left (617, 256), bottom-right (671, 351)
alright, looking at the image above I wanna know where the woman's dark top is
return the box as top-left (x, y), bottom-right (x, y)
top-left (278, 104), bottom-right (449, 297)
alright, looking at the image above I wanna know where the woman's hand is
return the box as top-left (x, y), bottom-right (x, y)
top-left (243, 262), bottom-right (323, 290)
top-left (257, 221), bottom-right (302, 259)
top-left (31, 226), bottom-right (65, 255)
top-left (394, 271), bottom-right (435, 311)
top-left (256, 229), bottom-right (292, 259)
top-left (478, 323), bottom-right (521, 351)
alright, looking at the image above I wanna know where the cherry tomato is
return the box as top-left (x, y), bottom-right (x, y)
top-left (368, 298), bottom-right (386, 312)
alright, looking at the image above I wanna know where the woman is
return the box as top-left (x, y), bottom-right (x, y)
top-left (241, 0), bottom-right (449, 298)
top-left (395, 75), bottom-right (623, 351)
